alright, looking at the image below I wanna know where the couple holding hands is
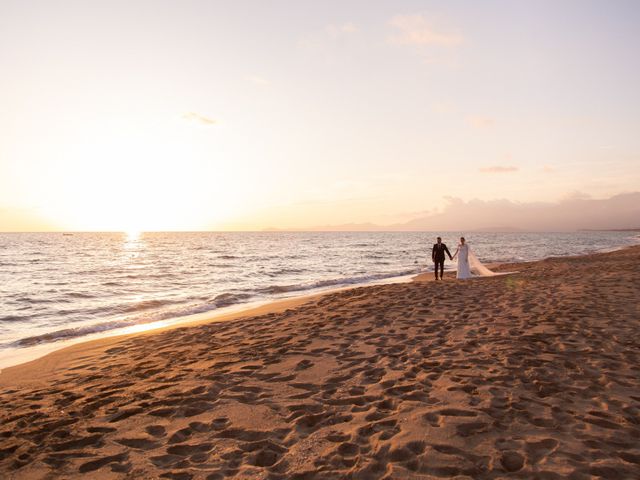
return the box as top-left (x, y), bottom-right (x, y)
top-left (431, 236), bottom-right (496, 280)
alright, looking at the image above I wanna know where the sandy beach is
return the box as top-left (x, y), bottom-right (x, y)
top-left (1, 246), bottom-right (639, 479)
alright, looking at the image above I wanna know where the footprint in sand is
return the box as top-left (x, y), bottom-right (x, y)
top-left (78, 452), bottom-right (129, 473)
top-left (525, 438), bottom-right (558, 464)
top-left (501, 450), bottom-right (525, 472)
top-left (115, 437), bottom-right (161, 450)
top-left (295, 359), bottom-right (314, 370)
top-left (423, 408), bottom-right (478, 428)
top-left (146, 425), bottom-right (167, 437)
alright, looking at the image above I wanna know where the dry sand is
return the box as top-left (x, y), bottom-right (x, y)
top-left (1, 246), bottom-right (639, 479)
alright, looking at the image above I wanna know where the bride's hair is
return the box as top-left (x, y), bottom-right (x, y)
top-left (460, 236), bottom-right (466, 244)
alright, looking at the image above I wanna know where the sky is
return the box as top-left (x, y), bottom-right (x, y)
top-left (1, 0), bottom-right (639, 231)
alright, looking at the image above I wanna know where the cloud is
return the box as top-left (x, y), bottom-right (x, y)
top-left (182, 112), bottom-right (216, 126)
top-left (479, 166), bottom-right (519, 173)
top-left (388, 14), bottom-right (463, 47)
top-left (326, 22), bottom-right (359, 38)
top-left (269, 192), bottom-right (640, 232)
top-left (561, 191), bottom-right (591, 201)
top-left (542, 165), bottom-right (555, 173)
top-left (297, 21), bottom-right (359, 56)
top-left (466, 115), bottom-right (494, 128)
top-left (396, 192), bottom-right (640, 231)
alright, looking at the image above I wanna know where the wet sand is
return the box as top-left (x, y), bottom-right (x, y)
top-left (1, 246), bottom-right (639, 479)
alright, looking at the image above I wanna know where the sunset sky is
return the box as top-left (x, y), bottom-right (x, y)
top-left (1, 0), bottom-right (639, 231)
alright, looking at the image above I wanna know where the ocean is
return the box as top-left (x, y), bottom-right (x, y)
top-left (1, 231), bottom-right (637, 367)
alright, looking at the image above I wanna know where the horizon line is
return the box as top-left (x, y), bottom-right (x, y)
top-left (1, 228), bottom-right (639, 234)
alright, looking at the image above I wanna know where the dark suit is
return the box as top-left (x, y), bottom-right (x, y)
top-left (432, 243), bottom-right (452, 280)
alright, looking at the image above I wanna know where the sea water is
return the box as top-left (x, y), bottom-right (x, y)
top-left (0, 231), bottom-right (637, 366)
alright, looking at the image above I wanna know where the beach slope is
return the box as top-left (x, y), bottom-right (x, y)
top-left (1, 247), bottom-right (639, 479)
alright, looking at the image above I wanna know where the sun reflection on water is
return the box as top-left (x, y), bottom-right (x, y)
top-left (122, 230), bottom-right (145, 258)
top-left (125, 230), bottom-right (141, 242)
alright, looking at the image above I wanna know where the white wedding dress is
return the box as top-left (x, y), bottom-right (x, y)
top-left (456, 243), bottom-right (498, 279)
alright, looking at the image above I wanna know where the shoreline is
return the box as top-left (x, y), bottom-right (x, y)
top-left (0, 291), bottom-right (324, 388)
top-left (0, 273), bottom-right (418, 375)
top-left (2, 238), bottom-right (637, 376)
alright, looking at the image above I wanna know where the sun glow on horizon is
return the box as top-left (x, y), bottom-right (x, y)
top-left (23, 116), bottom-right (263, 232)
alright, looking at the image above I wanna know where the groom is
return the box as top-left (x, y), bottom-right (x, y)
top-left (432, 236), bottom-right (453, 280)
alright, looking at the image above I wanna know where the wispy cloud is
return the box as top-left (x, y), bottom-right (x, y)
top-left (479, 166), bottom-right (518, 174)
top-left (562, 190), bottom-right (592, 201)
top-left (466, 115), bottom-right (494, 129)
top-left (298, 21), bottom-right (359, 56)
top-left (182, 112), bottom-right (216, 126)
top-left (326, 22), bottom-right (359, 38)
top-left (388, 14), bottom-right (463, 47)
top-left (542, 165), bottom-right (555, 173)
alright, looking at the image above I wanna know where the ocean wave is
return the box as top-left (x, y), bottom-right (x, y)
top-left (209, 292), bottom-right (253, 308)
top-left (265, 267), bottom-right (307, 277)
top-left (10, 296), bottom-right (58, 304)
top-left (116, 272), bottom-right (177, 280)
top-left (259, 269), bottom-right (419, 295)
top-left (13, 320), bottom-right (140, 347)
top-left (121, 299), bottom-right (177, 313)
top-left (26, 300), bottom-right (182, 321)
top-left (65, 292), bottom-right (97, 299)
top-left (364, 253), bottom-right (389, 259)
top-left (0, 315), bottom-right (31, 323)
top-left (9, 296), bottom-right (251, 348)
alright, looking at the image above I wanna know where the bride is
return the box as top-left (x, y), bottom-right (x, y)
top-left (452, 237), bottom-right (497, 279)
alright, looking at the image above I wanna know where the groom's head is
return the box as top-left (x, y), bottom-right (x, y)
top-left (436, 236), bottom-right (442, 244)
